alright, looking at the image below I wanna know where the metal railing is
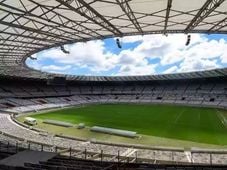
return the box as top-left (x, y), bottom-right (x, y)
top-left (0, 136), bottom-right (227, 166)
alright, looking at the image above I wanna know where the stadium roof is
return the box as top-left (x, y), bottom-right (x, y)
top-left (0, 0), bottom-right (227, 81)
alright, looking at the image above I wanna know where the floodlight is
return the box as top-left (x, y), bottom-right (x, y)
top-left (60, 46), bottom-right (70, 54)
top-left (185, 35), bottom-right (191, 46)
top-left (116, 38), bottom-right (122, 48)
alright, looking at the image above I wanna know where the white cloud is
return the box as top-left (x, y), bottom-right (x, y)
top-left (41, 65), bottom-right (71, 71)
top-left (161, 50), bottom-right (183, 65)
top-left (179, 58), bottom-right (219, 72)
top-left (121, 35), bottom-right (143, 43)
top-left (117, 64), bottom-right (157, 76)
top-left (30, 34), bottom-right (227, 76)
top-left (163, 66), bottom-right (178, 74)
top-left (38, 40), bottom-right (118, 72)
top-left (220, 53), bottom-right (227, 63)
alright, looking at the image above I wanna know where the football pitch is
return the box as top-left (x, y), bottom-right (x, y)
top-left (21, 104), bottom-right (227, 147)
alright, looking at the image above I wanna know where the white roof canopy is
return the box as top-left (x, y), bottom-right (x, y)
top-left (0, 0), bottom-right (227, 81)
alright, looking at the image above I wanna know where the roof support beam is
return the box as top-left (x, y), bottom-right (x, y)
top-left (56, 0), bottom-right (122, 36)
top-left (0, 47), bottom-right (31, 52)
top-left (0, 30), bottom-right (59, 44)
top-left (0, 51), bottom-right (26, 55)
top-left (0, 58), bottom-right (23, 61)
top-left (0, 5), bottom-right (71, 43)
top-left (26, 0), bottom-right (102, 38)
top-left (0, 2), bottom-right (88, 39)
top-left (209, 17), bottom-right (227, 31)
top-left (116, 0), bottom-right (143, 33)
top-left (0, 20), bottom-right (70, 42)
top-left (164, 0), bottom-right (172, 35)
top-left (0, 7), bottom-right (81, 41)
top-left (185, 0), bottom-right (224, 33)
top-left (0, 44), bottom-right (35, 50)
top-left (0, 54), bottom-right (24, 57)
top-left (0, 39), bottom-right (47, 47)
top-left (0, 2), bottom-right (49, 49)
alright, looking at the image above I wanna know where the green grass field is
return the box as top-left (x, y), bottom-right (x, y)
top-left (19, 104), bottom-right (227, 147)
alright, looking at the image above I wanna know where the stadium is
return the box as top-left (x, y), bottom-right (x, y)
top-left (0, 0), bottom-right (227, 169)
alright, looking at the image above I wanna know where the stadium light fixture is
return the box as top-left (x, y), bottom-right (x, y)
top-left (29, 56), bottom-right (37, 60)
top-left (116, 38), bottom-right (122, 48)
top-left (185, 35), bottom-right (191, 46)
top-left (60, 45), bottom-right (70, 54)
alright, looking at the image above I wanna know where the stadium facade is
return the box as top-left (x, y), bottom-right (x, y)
top-left (0, 0), bottom-right (227, 169)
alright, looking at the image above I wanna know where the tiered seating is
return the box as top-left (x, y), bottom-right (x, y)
top-left (40, 86), bottom-right (58, 96)
top-left (54, 86), bottom-right (70, 96)
top-left (70, 87), bottom-right (81, 95)
top-left (0, 148), bottom-right (226, 170)
top-left (80, 86), bottom-right (92, 94)
top-left (0, 87), bottom-right (14, 98)
top-left (25, 155), bottom-right (112, 170)
top-left (1, 86), bottom-right (29, 97)
top-left (92, 86), bottom-right (103, 94)
top-left (0, 142), bottom-right (18, 160)
top-left (0, 78), bottom-right (227, 113)
top-left (7, 98), bottom-right (35, 106)
top-left (22, 85), bottom-right (45, 97)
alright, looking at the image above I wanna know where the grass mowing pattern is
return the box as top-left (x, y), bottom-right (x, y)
top-left (31, 104), bottom-right (227, 145)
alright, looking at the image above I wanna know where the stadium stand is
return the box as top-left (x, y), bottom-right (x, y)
top-left (0, 77), bottom-right (227, 169)
top-left (1, 0), bottom-right (227, 168)
top-left (1, 77), bottom-right (227, 113)
top-left (0, 138), bottom-right (227, 169)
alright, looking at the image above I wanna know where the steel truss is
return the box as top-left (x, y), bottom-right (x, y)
top-left (0, 0), bottom-right (226, 80)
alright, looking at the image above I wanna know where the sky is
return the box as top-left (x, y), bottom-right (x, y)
top-left (26, 34), bottom-right (227, 76)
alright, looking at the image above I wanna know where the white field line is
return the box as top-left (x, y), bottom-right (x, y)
top-left (216, 110), bottom-right (227, 128)
top-left (174, 109), bottom-right (185, 124)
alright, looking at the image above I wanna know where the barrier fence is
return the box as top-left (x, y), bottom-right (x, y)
top-left (0, 136), bottom-right (227, 165)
